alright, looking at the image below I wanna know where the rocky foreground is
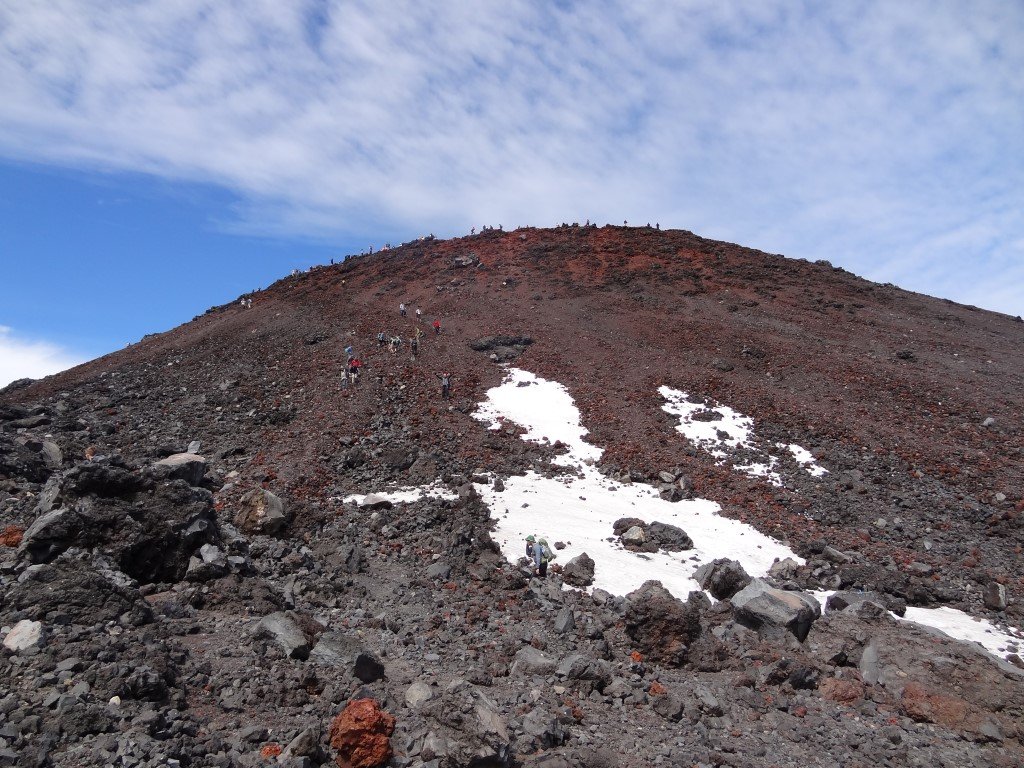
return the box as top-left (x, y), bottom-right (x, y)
top-left (2, 386), bottom-right (1023, 768)
top-left (2, 225), bottom-right (1023, 767)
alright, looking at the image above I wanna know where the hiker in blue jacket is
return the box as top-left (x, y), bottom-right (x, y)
top-left (525, 534), bottom-right (554, 577)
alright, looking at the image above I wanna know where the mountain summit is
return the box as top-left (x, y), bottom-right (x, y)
top-left (2, 225), bottom-right (1023, 767)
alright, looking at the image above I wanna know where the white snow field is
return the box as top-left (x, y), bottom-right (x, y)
top-left (348, 367), bottom-right (1022, 665)
top-left (659, 386), bottom-right (828, 484)
top-left (470, 369), bottom-right (800, 597)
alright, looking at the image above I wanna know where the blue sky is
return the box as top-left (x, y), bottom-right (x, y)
top-left (1, 1), bottom-right (1022, 385)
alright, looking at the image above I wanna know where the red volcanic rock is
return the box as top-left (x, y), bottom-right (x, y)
top-left (0, 525), bottom-right (24, 547)
top-left (329, 698), bottom-right (395, 768)
top-left (900, 682), bottom-right (969, 728)
top-left (818, 677), bottom-right (865, 705)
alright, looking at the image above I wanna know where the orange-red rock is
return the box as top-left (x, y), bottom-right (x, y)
top-left (329, 698), bottom-right (395, 768)
top-left (819, 677), bottom-right (865, 705)
top-left (260, 743), bottom-right (282, 758)
top-left (0, 525), bottom-right (23, 548)
top-left (900, 681), bottom-right (969, 728)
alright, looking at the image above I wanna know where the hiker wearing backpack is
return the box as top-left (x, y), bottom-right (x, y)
top-left (436, 372), bottom-right (452, 399)
top-left (347, 357), bottom-right (363, 385)
top-left (525, 534), bottom-right (555, 577)
top-left (432, 318), bottom-right (441, 335)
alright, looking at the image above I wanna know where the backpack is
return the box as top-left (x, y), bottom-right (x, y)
top-left (537, 538), bottom-right (555, 564)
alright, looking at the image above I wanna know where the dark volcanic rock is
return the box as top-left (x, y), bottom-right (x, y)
top-left (646, 521), bottom-right (693, 551)
top-left (693, 558), bottom-right (752, 599)
top-left (624, 581), bottom-right (702, 666)
top-left (561, 552), bottom-right (595, 587)
top-left (6, 556), bottom-right (151, 625)
top-left (732, 579), bottom-right (821, 642)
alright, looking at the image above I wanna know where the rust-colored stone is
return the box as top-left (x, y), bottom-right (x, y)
top-left (260, 743), bottom-right (282, 758)
top-left (901, 681), bottom-right (969, 728)
top-left (0, 525), bottom-right (24, 547)
top-left (329, 698), bottom-right (395, 768)
top-left (819, 677), bottom-right (865, 705)
top-left (648, 680), bottom-right (667, 696)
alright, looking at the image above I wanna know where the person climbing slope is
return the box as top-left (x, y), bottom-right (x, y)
top-left (432, 318), bottom-right (441, 335)
top-left (436, 372), bottom-right (452, 399)
top-left (347, 356), bottom-right (363, 385)
top-left (525, 535), bottom-right (555, 577)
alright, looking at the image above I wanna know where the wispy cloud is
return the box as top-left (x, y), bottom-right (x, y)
top-left (0, 326), bottom-right (85, 387)
top-left (0, 1), bottom-right (1021, 313)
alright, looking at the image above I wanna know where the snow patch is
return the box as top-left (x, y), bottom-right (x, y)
top-left (780, 443), bottom-right (828, 477)
top-left (660, 387), bottom-right (825, 485)
top-left (899, 606), bottom-right (1024, 661)
top-left (472, 368), bottom-right (602, 466)
top-left (342, 486), bottom-right (457, 505)
top-left (471, 370), bottom-right (802, 598)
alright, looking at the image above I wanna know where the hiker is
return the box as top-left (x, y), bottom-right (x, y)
top-left (377, 331), bottom-right (386, 347)
top-left (410, 336), bottom-right (419, 356)
top-left (525, 535), bottom-right (554, 577)
top-left (415, 307), bottom-right (422, 320)
top-left (347, 357), bottom-right (363, 384)
top-left (400, 302), bottom-right (407, 317)
top-left (432, 318), bottom-right (441, 335)
top-left (390, 335), bottom-right (402, 353)
top-left (436, 372), bottom-right (452, 399)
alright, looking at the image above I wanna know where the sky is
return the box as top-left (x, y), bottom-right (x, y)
top-left (1, 1), bottom-right (1022, 386)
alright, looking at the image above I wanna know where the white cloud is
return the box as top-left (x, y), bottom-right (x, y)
top-left (0, 1), bottom-right (1021, 314)
top-left (0, 326), bottom-right (86, 388)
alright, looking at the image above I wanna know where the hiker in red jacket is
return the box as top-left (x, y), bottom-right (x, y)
top-left (432, 318), bottom-right (441, 335)
top-left (347, 357), bottom-right (363, 385)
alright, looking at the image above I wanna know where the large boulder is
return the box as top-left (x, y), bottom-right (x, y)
top-left (329, 698), bottom-right (395, 768)
top-left (151, 453), bottom-right (207, 486)
top-left (0, 434), bottom-right (49, 483)
top-left (7, 557), bottom-right (151, 626)
top-left (561, 552), bottom-right (595, 587)
top-left (620, 525), bottom-right (647, 548)
top-left (624, 581), bottom-right (702, 666)
top-left (556, 654), bottom-right (612, 690)
top-left (647, 521), bottom-right (693, 551)
top-left (731, 579), bottom-right (821, 641)
top-left (311, 632), bottom-right (386, 683)
top-left (825, 590), bottom-right (905, 617)
top-left (234, 488), bottom-right (288, 534)
top-left (693, 558), bottom-right (752, 599)
top-left (612, 517), bottom-right (645, 536)
top-left (511, 646), bottom-right (558, 677)
top-left (253, 611), bottom-right (323, 660)
top-left (19, 507), bottom-right (82, 563)
top-left (3, 620), bottom-right (44, 653)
